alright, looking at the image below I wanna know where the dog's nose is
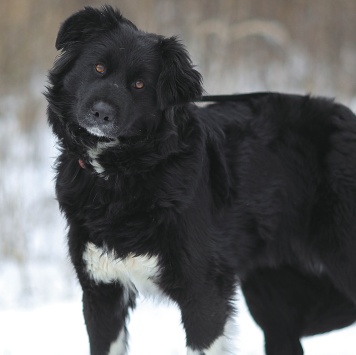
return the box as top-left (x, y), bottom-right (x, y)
top-left (91, 101), bottom-right (115, 122)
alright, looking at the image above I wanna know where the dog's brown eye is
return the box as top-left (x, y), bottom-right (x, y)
top-left (95, 64), bottom-right (106, 74)
top-left (133, 80), bottom-right (145, 89)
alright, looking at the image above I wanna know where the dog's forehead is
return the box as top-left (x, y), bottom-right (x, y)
top-left (105, 24), bottom-right (157, 49)
top-left (89, 27), bottom-right (160, 64)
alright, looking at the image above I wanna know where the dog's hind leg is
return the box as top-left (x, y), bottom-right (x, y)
top-left (242, 265), bottom-right (356, 355)
top-left (321, 249), bottom-right (356, 305)
top-left (302, 286), bottom-right (356, 336)
top-left (241, 267), bottom-right (312, 355)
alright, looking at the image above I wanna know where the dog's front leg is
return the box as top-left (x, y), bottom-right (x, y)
top-left (82, 283), bottom-right (136, 355)
top-left (177, 286), bottom-right (235, 355)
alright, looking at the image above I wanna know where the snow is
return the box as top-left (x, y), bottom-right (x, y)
top-left (0, 293), bottom-right (355, 354)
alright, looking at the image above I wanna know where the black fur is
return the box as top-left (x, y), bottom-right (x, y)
top-left (46, 6), bottom-right (356, 355)
top-left (242, 267), bottom-right (356, 355)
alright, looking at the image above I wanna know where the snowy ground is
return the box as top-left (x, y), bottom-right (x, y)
top-left (0, 292), bottom-right (355, 355)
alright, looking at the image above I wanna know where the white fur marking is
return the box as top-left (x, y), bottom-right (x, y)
top-left (86, 126), bottom-right (106, 138)
top-left (206, 317), bottom-right (235, 355)
top-left (83, 242), bottom-right (162, 297)
top-left (88, 139), bottom-right (119, 175)
top-left (108, 329), bottom-right (126, 355)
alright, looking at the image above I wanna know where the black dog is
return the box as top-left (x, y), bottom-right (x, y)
top-left (46, 5), bottom-right (356, 355)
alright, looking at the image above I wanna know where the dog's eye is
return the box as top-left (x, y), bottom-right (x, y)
top-left (95, 64), bottom-right (106, 74)
top-left (133, 80), bottom-right (145, 89)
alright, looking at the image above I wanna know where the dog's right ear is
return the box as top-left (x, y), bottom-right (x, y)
top-left (55, 5), bottom-right (135, 51)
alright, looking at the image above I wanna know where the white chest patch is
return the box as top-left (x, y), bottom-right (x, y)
top-left (87, 139), bottom-right (119, 175)
top-left (83, 242), bottom-right (162, 297)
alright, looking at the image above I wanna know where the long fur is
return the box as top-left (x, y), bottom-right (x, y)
top-left (47, 6), bottom-right (356, 355)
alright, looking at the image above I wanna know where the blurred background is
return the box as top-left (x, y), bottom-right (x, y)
top-left (0, 0), bottom-right (355, 354)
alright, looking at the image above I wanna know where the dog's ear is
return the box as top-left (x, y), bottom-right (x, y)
top-left (55, 5), bottom-right (136, 51)
top-left (157, 36), bottom-right (203, 109)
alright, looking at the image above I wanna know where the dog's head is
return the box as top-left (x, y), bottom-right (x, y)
top-left (47, 5), bottom-right (203, 141)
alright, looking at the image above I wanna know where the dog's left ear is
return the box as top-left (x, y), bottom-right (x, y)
top-left (157, 36), bottom-right (203, 109)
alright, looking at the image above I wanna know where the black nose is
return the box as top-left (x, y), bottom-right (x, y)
top-left (91, 101), bottom-right (115, 122)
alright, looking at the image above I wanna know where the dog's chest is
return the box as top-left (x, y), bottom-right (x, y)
top-left (83, 242), bottom-right (162, 297)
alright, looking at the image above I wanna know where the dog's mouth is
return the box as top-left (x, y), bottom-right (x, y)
top-left (76, 114), bottom-right (121, 139)
top-left (67, 122), bottom-right (117, 150)
top-left (83, 124), bottom-right (112, 138)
